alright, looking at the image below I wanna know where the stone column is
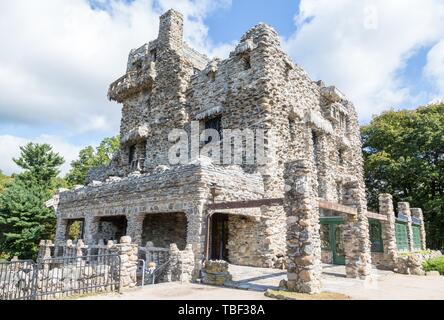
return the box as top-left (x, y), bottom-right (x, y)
top-left (283, 160), bottom-right (322, 294)
top-left (411, 208), bottom-right (427, 250)
top-left (111, 236), bottom-right (139, 289)
top-left (126, 213), bottom-right (145, 245)
top-left (83, 215), bottom-right (100, 245)
top-left (185, 202), bottom-right (205, 280)
top-left (54, 219), bottom-right (68, 245)
top-left (378, 194), bottom-right (397, 269)
top-left (342, 181), bottom-right (372, 279)
top-left (398, 202), bottom-right (414, 252)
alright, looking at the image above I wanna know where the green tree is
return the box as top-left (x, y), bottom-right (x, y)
top-left (65, 135), bottom-right (119, 186)
top-left (13, 143), bottom-right (64, 187)
top-left (0, 143), bottom-right (64, 259)
top-left (362, 103), bottom-right (444, 249)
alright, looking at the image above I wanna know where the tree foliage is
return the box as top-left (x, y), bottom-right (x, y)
top-left (65, 136), bottom-right (119, 186)
top-left (0, 143), bottom-right (64, 259)
top-left (362, 103), bottom-right (444, 249)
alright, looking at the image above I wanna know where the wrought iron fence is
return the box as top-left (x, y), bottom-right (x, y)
top-left (0, 254), bottom-right (121, 300)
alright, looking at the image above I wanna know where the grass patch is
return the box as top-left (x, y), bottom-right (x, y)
top-left (399, 250), bottom-right (432, 257)
top-left (422, 256), bottom-right (444, 275)
top-left (265, 289), bottom-right (351, 300)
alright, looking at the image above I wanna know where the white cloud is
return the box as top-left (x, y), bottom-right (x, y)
top-left (283, 0), bottom-right (444, 121)
top-left (0, 134), bottom-right (83, 176)
top-left (424, 39), bottom-right (444, 99)
top-left (0, 0), bottom-right (231, 133)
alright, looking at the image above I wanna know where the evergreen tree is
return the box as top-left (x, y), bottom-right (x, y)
top-left (0, 143), bottom-right (64, 259)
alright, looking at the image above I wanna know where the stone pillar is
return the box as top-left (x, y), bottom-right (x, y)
top-left (83, 215), bottom-right (100, 245)
top-left (398, 202), bottom-right (414, 252)
top-left (38, 240), bottom-right (53, 260)
top-left (283, 160), bottom-right (322, 294)
top-left (54, 219), bottom-right (68, 245)
top-left (168, 243), bottom-right (195, 283)
top-left (185, 203), bottom-right (205, 280)
top-left (111, 236), bottom-right (139, 289)
top-left (378, 194), bottom-right (397, 269)
top-left (411, 208), bottom-right (427, 250)
top-left (126, 213), bottom-right (145, 245)
top-left (342, 181), bottom-right (372, 279)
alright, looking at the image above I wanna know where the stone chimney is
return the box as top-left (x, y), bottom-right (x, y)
top-left (158, 9), bottom-right (183, 51)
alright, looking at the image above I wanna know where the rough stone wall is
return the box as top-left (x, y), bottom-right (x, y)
top-left (142, 213), bottom-right (187, 250)
top-left (227, 215), bottom-right (263, 266)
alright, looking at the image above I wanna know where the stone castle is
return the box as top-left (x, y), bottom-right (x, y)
top-left (48, 9), bottom-right (433, 293)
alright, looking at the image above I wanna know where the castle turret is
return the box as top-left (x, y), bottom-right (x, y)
top-left (158, 9), bottom-right (184, 51)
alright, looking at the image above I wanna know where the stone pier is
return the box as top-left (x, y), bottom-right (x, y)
top-left (283, 160), bottom-right (322, 294)
top-left (377, 194), bottom-right (398, 269)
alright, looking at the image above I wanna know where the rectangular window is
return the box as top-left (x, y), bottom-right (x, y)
top-left (369, 220), bottom-right (383, 252)
top-left (311, 130), bottom-right (319, 165)
top-left (204, 116), bottom-right (222, 145)
top-left (412, 225), bottom-right (422, 251)
top-left (395, 222), bottom-right (409, 252)
top-left (150, 49), bottom-right (157, 62)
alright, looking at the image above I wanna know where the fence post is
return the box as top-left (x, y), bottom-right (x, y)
top-left (111, 236), bottom-right (138, 289)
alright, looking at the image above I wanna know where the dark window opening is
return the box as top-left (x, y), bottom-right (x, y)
top-left (129, 144), bottom-right (136, 166)
top-left (133, 60), bottom-right (142, 70)
top-left (243, 55), bottom-right (251, 70)
top-left (338, 148), bottom-right (345, 165)
top-left (150, 49), bottom-right (157, 62)
top-left (311, 130), bottom-right (319, 165)
top-left (204, 116), bottom-right (222, 145)
top-left (208, 71), bottom-right (216, 82)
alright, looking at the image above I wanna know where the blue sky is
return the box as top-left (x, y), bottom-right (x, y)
top-left (1, 0), bottom-right (444, 175)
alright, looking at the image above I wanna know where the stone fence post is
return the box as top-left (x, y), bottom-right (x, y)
top-left (167, 243), bottom-right (195, 283)
top-left (378, 194), bottom-right (397, 269)
top-left (110, 236), bottom-right (139, 289)
top-left (38, 240), bottom-right (53, 260)
top-left (398, 202), bottom-right (414, 252)
top-left (283, 159), bottom-right (322, 294)
top-left (411, 208), bottom-right (426, 250)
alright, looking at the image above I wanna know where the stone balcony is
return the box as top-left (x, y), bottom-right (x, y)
top-left (108, 62), bottom-right (157, 103)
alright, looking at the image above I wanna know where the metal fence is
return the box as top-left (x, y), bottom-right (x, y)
top-left (137, 246), bottom-right (170, 286)
top-left (0, 254), bottom-right (121, 300)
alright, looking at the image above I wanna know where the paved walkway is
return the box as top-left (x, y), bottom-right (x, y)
top-left (78, 264), bottom-right (444, 300)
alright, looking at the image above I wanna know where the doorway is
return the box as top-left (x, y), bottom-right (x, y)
top-left (210, 213), bottom-right (229, 261)
top-left (320, 218), bottom-right (345, 265)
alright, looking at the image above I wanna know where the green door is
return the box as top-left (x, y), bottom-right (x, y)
top-left (412, 225), bottom-right (422, 251)
top-left (320, 219), bottom-right (345, 265)
top-left (395, 222), bottom-right (409, 252)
